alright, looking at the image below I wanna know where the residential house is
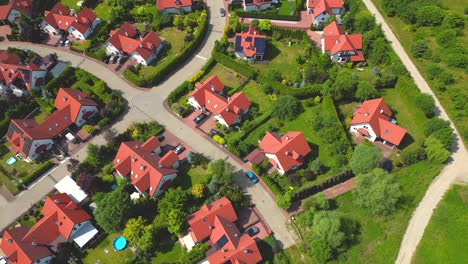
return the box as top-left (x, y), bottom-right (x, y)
top-left (187, 197), bottom-right (263, 264)
top-left (187, 75), bottom-right (251, 127)
top-left (321, 21), bottom-right (364, 63)
top-left (6, 88), bottom-right (98, 161)
top-left (156, 0), bottom-right (192, 14)
top-left (350, 98), bottom-right (407, 147)
top-left (242, 0), bottom-right (272, 12)
top-left (259, 131), bottom-right (311, 175)
top-left (0, 50), bottom-right (50, 97)
top-left (105, 23), bottom-right (163, 66)
top-left (113, 136), bottom-right (180, 197)
top-left (234, 25), bottom-right (266, 61)
top-left (0, 0), bottom-right (34, 24)
top-left (40, 3), bottom-right (100, 40)
top-left (307, 0), bottom-right (343, 25)
top-left (0, 193), bottom-right (99, 264)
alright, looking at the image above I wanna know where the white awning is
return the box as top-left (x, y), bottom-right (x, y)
top-left (66, 132), bottom-right (76, 142)
top-left (54, 175), bottom-right (88, 203)
top-left (182, 233), bottom-right (195, 252)
top-left (70, 221), bottom-right (99, 248)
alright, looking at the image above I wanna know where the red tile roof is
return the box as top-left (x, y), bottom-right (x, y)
top-left (157, 0), bottom-right (193, 11)
top-left (188, 197), bottom-right (262, 264)
top-left (55, 88), bottom-right (97, 122)
top-left (113, 137), bottom-right (179, 196)
top-left (107, 24), bottom-right (162, 59)
top-left (187, 197), bottom-right (237, 242)
top-left (10, 0), bottom-right (32, 16)
top-left (259, 131), bottom-right (311, 172)
top-left (42, 4), bottom-right (97, 34)
top-left (308, 0), bottom-right (342, 10)
top-left (140, 136), bottom-right (160, 152)
top-left (351, 98), bottom-right (407, 145)
top-left (235, 25), bottom-right (266, 58)
top-left (323, 21), bottom-right (364, 62)
top-left (190, 75), bottom-right (251, 126)
top-left (0, 194), bottom-right (91, 264)
top-left (0, 53), bottom-right (47, 91)
top-left (159, 151), bottom-right (179, 168)
top-left (244, 0), bottom-right (272, 7)
top-left (0, 5), bottom-right (9, 20)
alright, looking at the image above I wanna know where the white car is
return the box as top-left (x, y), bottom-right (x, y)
top-left (0, 256), bottom-right (9, 264)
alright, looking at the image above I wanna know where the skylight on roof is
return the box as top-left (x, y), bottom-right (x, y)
top-left (384, 129), bottom-right (389, 134)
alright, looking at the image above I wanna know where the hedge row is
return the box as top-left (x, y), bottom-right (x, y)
top-left (269, 26), bottom-right (308, 40)
top-left (262, 176), bottom-right (284, 197)
top-left (235, 10), bottom-right (300, 21)
top-left (44, 66), bottom-right (76, 93)
top-left (212, 52), bottom-right (257, 79)
top-left (124, 12), bottom-right (209, 87)
top-left (292, 170), bottom-right (354, 202)
top-left (168, 81), bottom-right (192, 106)
top-left (34, 98), bottom-right (53, 114)
top-left (18, 161), bottom-right (54, 189)
top-left (256, 73), bottom-right (321, 99)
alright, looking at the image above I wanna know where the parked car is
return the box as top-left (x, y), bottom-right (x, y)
top-left (59, 37), bottom-right (68, 46)
top-left (174, 144), bottom-right (186, 155)
top-left (193, 113), bottom-right (207, 124)
top-left (244, 226), bottom-right (260, 237)
top-left (220, 8), bottom-right (226, 17)
top-left (117, 56), bottom-right (127, 64)
top-left (210, 129), bottom-right (224, 138)
top-left (245, 171), bottom-right (259, 184)
top-left (109, 55), bottom-right (117, 64)
top-left (64, 39), bottom-right (71, 46)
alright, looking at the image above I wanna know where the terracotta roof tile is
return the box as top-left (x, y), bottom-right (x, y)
top-left (157, 0), bottom-right (193, 11)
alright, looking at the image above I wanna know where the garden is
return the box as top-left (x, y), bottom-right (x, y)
top-left (373, 0), bottom-right (468, 146)
top-left (229, 0), bottom-right (303, 21)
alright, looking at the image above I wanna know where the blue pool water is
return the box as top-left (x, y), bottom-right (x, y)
top-left (113, 236), bottom-right (127, 251)
top-left (6, 157), bottom-right (16, 165)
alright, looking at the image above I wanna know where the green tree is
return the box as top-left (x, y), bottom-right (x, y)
top-left (166, 208), bottom-right (187, 235)
top-left (251, 19), bottom-right (260, 28)
top-left (355, 81), bottom-right (377, 101)
top-left (259, 19), bottom-right (272, 31)
top-left (157, 187), bottom-right (187, 215)
top-left (276, 191), bottom-right (293, 210)
top-left (323, 70), bottom-right (358, 101)
top-left (414, 93), bottom-right (435, 117)
top-left (443, 12), bottom-right (465, 29)
top-left (312, 211), bottom-right (345, 249)
top-left (424, 117), bottom-right (451, 136)
top-left (191, 184), bottom-right (205, 199)
top-left (400, 146), bottom-right (427, 165)
top-left (424, 136), bottom-right (451, 163)
top-left (309, 239), bottom-right (332, 264)
top-left (416, 6), bottom-right (445, 26)
top-left (94, 189), bottom-right (132, 233)
top-left (271, 95), bottom-right (303, 121)
top-left (436, 29), bottom-right (457, 48)
top-left (309, 159), bottom-right (323, 174)
top-left (350, 144), bottom-right (383, 175)
top-left (123, 217), bottom-right (154, 252)
top-left (411, 40), bottom-right (430, 58)
top-left (354, 11), bottom-right (375, 32)
top-left (353, 168), bottom-right (401, 215)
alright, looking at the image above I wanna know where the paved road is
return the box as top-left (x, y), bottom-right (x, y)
top-left (360, 1), bottom-right (468, 263)
top-left (0, 2), bottom-right (297, 248)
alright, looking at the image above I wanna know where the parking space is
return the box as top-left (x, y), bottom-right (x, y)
top-left (160, 130), bottom-right (192, 161)
top-left (237, 207), bottom-right (272, 240)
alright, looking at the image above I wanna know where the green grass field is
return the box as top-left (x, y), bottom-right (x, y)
top-left (202, 63), bottom-right (244, 91)
top-left (151, 242), bottom-right (184, 264)
top-left (276, 0), bottom-right (297, 16)
top-left (159, 27), bottom-right (187, 56)
top-left (173, 163), bottom-right (211, 190)
top-left (94, 3), bottom-right (112, 21)
top-left (60, 0), bottom-right (80, 9)
top-left (413, 184), bottom-right (468, 264)
top-left (82, 233), bottom-right (135, 264)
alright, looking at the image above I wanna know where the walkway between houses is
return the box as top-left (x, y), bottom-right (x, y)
top-left (360, 0), bottom-right (468, 263)
top-left (0, 1), bottom-right (297, 248)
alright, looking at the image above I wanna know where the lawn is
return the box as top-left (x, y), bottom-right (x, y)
top-left (413, 184), bottom-right (468, 264)
top-left (82, 233), bottom-right (135, 264)
top-left (371, 0), bottom-right (468, 147)
top-left (276, 0), bottom-right (297, 16)
top-left (151, 242), bottom-right (184, 264)
top-left (251, 39), bottom-right (306, 78)
top-left (202, 63), bottom-right (245, 92)
top-left (60, 0), bottom-right (80, 9)
top-left (173, 163), bottom-right (211, 190)
top-left (94, 3), bottom-right (112, 21)
top-left (0, 143), bottom-right (43, 192)
top-left (31, 109), bottom-right (49, 123)
top-left (242, 80), bottom-right (273, 116)
top-left (158, 27), bottom-right (187, 57)
top-left (324, 160), bottom-right (444, 264)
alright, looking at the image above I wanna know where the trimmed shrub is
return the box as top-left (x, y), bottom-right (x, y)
top-left (262, 176), bottom-right (284, 196)
top-left (235, 10), bottom-right (300, 21)
top-left (400, 146), bottom-right (427, 165)
top-left (292, 170), bottom-right (354, 202)
top-left (167, 81), bottom-right (192, 106)
top-left (212, 52), bottom-right (257, 79)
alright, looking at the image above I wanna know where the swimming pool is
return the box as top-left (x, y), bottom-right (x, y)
top-left (6, 157), bottom-right (16, 165)
top-left (113, 236), bottom-right (127, 251)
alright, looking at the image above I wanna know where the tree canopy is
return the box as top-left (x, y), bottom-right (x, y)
top-left (350, 144), bottom-right (383, 175)
top-left (414, 93), bottom-right (435, 117)
top-left (353, 168), bottom-right (401, 215)
top-left (424, 136), bottom-right (451, 164)
top-left (312, 211), bottom-right (345, 249)
top-left (271, 95), bottom-right (303, 121)
top-left (123, 217), bottom-right (155, 252)
top-left (94, 189), bottom-right (132, 233)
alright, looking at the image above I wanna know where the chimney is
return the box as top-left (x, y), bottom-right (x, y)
top-left (54, 199), bottom-right (60, 204)
top-left (285, 136), bottom-right (289, 140)
top-left (135, 144), bottom-right (140, 149)
top-left (222, 248), bottom-right (228, 252)
top-left (227, 97), bottom-right (230, 102)
top-left (218, 203), bottom-right (222, 208)
top-left (364, 112), bottom-right (369, 116)
top-left (31, 242), bottom-right (38, 246)
top-left (62, 96), bottom-right (67, 102)
top-left (285, 151), bottom-right (290, 156)
top-left (139, 43), bottom-right (143, 48)
top-left (209, 225), bottom-right (214, 230)
top-left (234, 233), bottom-right (239, 237)
top-left (125, 31), bottom-right (128, 37)
top-left (140, 164), bottom-right (145, 170)
top-left (77, 95), bottom-right (82, 100)
top-left (6, 238), bottom-right (13, 243)
top-left (59, 10), bottom-right (62, 15)
top-left (336, 39), bottom-right (340, 44)
top-left (131, 155), bottom-right (136, 162)
top-left (244, 249), bottom-right (250, 254)
top-left (380, 108), bottom-right (384, 114)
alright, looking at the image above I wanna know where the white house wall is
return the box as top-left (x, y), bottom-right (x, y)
top-left (105, 42), bottom-right (120, 55)
top-left (187, 96), bottom-right (202, 109)
top-left (213, 114), bottom-right (229, 127)
top-left (70, 220), bottom-right (90, 237)
top-left (40, 21), bottom-right (60, 35)
top-left (264, 153), bottom-right (285, 175)
top-left (154, 173), bottom-right (178, 197)
top-left (75, 105), bottom-right (98, 127)
top-left (27, 138), bottom-right (55, 160)
top-left (161, 6), bottom-right (192, 14)
top-left (314, 12), bottom-right (329, 25)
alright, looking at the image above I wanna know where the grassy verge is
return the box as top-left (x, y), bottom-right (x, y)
top-left (151, 242), bottom-right (184, 264)
top-left (413, 184), bottom-right (468, 263)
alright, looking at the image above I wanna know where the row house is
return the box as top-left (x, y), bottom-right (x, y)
top-left (234, 25), bottom-right (266, 61)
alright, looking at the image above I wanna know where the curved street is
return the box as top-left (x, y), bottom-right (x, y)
top-left (360, 0), bottom-right (468, 263)
top-left (0, 2), bottom-right (297, 248)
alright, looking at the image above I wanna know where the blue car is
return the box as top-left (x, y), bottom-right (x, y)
top-left (245, 171), bottom-right (259, 184)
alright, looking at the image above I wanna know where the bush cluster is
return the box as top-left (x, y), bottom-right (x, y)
top-left (234, 10), bottom-right (300, 21)
top-left (292, 170), bottom-right (354, 202)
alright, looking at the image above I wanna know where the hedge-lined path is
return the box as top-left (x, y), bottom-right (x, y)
top-left (359, 0), bottom-right (468, 263)
top-left (238, 11), bottom-right (313, 29)
top-left (0, 2), bottom-right (297, 248)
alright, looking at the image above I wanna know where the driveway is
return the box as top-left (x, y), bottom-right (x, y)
top-left (0, 1), bottom-right (297, 248)
top-left (360, 0), bottom-right (468, 263)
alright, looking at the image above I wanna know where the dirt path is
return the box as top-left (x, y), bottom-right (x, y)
top-left (360, 0), bottom-right (468, 263)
